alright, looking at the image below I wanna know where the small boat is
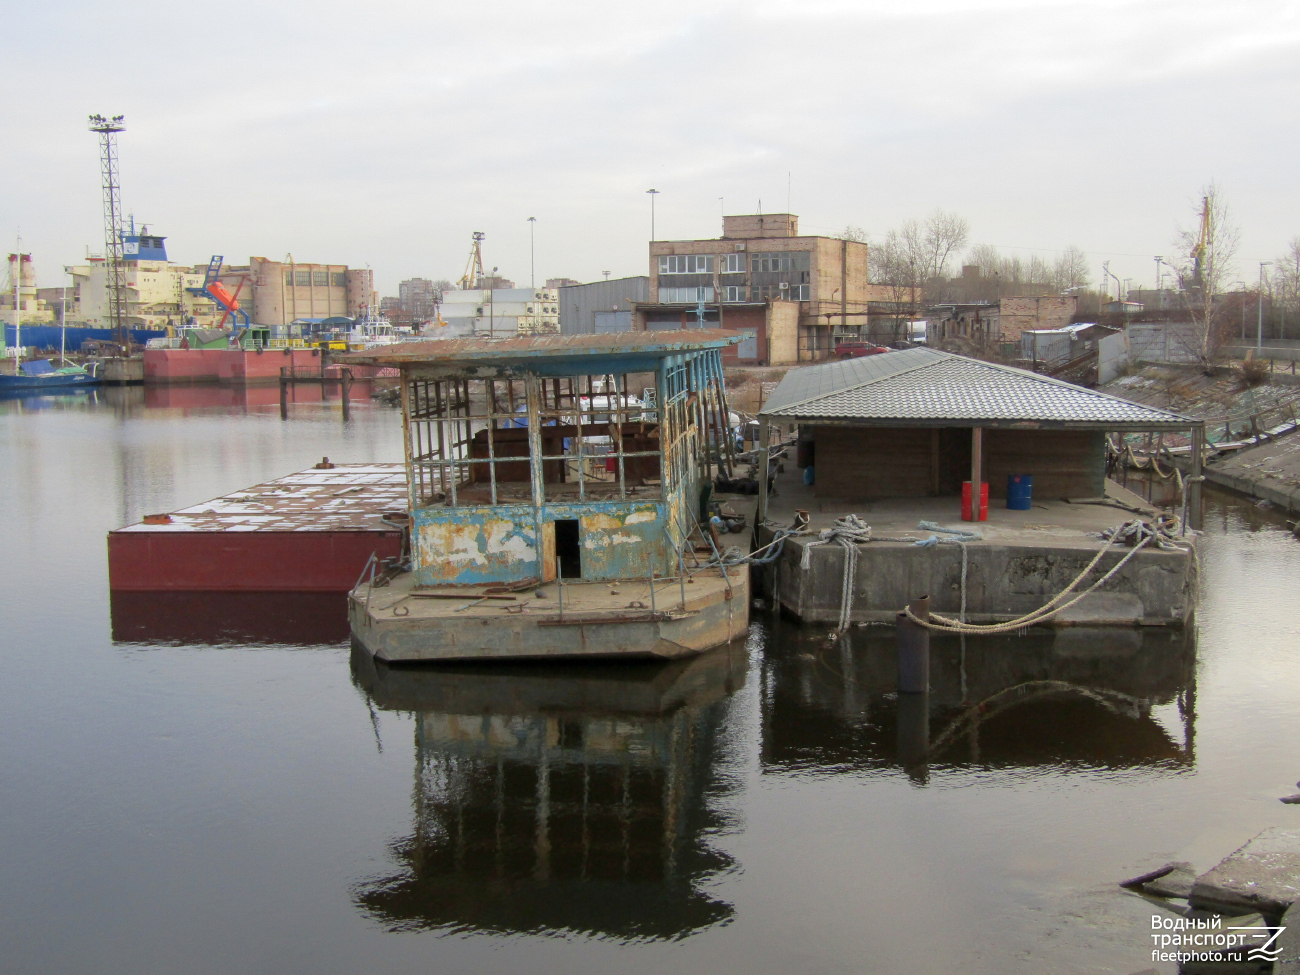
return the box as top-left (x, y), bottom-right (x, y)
top-left (0, 358), bottom-right (100, 391)
top-left (345, 310), bottom-right (404, 349)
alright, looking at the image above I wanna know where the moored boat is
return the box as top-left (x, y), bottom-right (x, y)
top-left (0, 358), bottom-right (100, 391)
top-left (344, 330), bottom-right (749, 662)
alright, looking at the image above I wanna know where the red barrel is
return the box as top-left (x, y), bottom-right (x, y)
top-left (961, 481), bottom-right (988, 521)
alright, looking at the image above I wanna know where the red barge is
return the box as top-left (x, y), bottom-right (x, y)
top-left (107, 463), bottom-right (407, 593)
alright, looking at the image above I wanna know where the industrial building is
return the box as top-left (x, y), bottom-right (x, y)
top-left (557, 276), bottom-right (649, 334)
top-left (931, 295), bottom-right (1079, 348)
top-left (438, 287), bottom-right (560, 336)
top-left (635, 213), bottom-right (887, 365)
top-left (64, 238), bottom-right (377, 330)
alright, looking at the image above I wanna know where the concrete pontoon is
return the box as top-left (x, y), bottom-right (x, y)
top-left (345, 331), bottom-right (748, 662)
top-left (755, 349), bottom-right (1206, 626)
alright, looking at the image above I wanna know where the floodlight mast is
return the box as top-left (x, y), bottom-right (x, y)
top-left (88, 114), bottom-right (128, 348)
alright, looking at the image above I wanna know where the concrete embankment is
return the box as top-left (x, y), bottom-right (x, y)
top-left (1101, 364), bottom-right (1300, 512)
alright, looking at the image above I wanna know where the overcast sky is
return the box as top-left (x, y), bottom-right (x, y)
top-left (3, 0), bottom-right (1298, 296)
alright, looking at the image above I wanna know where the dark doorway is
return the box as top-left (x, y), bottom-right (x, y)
top-left (555, 519), bottom-right (582, 580)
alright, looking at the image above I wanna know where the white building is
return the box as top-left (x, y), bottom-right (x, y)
top-left (438, 288), bottom-right (559, 336)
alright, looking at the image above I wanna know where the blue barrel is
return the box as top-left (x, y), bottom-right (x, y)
top-left (1007, 474), bottom-right (1033, 510)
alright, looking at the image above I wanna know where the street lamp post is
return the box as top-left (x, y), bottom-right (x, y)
top-left (646, 189), bottom-right (659, 241)
top-left (1258, 261), bottom-right (1272, 350)
top-left (528, 217), bottom-right (536, 290)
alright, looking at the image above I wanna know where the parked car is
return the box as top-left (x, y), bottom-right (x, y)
top-left (835, 342), bottom-right (890, 359)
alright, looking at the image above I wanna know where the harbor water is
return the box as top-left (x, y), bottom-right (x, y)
top-left (2, 386), bottom-right (1298, 974)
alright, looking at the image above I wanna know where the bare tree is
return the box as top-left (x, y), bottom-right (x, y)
top-left (1052, 245), bottom-right (1091, 291)
top-left (1273, 237), bottom-right (1300, 339)
top-left (1171, 182), bottom-right (1240, 364)
top-left (870, 228), bottom-right (927, 343)
top-left (837, 226), bottom-right (869, 243)
top-left (922, 209), bottom-right (970, 280)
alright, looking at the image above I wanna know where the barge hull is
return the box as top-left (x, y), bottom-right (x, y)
top-left (349, 571), bottom-right (749, 663)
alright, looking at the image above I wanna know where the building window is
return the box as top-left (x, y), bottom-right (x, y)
top-left (752, 284), bottom-right (804, 301)
top-left (660, 286), bottom-right (715, 303)
top-left (331, 272), bottom-right (346, 287)
top-left (313, 271), bottom-right (328, 286)
top-left (284, 272), bottom-right (293, 287)
top-left (723, 285), bottom-right (746, 302)
top-left (295, 270), bottom-right (310, 286)
top-left (751, 253), bottom-right (790, 273)
top-left (659, 254), bottom-right (714, 274)
top-left (721, 253), bottom-right (744, 274)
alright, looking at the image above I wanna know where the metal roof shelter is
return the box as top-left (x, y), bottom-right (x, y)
top-left (760, 347), bottom-right (1194, 430)
top-left (756, 348), bottom-right (1206, 524)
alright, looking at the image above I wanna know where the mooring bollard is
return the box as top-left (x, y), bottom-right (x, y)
top-left (896, 594), bottom-right (930, 694)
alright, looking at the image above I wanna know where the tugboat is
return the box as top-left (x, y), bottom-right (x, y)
top-left (344, 330), bottom-right (748, 663)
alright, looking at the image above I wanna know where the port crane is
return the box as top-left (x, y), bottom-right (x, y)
top-left (187, 255), bottom-right (250, 329)
top-left (1190, 196), bottom-right (1210, 286)
top-left (458, 232), bottom-right (486, 290)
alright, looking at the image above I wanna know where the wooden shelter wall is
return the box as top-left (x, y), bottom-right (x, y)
top-left (984, 430), bottom-right (1105, 499)
top-left (810, 424), bottom-right (1104, 501)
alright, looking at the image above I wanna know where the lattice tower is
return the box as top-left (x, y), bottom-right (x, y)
top-left (88, 114), bottom-right (127, 344)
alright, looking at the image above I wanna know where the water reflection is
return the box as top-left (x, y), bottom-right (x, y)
top-left (110, 591), bottom-right (350, 644)
top-left (349, 644), bottom-right (748, 940)
top-left (761, 622), bottom-right (1196, 782)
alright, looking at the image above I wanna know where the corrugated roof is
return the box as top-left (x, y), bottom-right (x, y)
top-left (343, 329), bottom-right (741, 365)
top-left (760, 348), bottom-right (1196, 428)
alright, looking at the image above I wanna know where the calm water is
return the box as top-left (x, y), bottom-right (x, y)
top-left (2, 386), bottom-right (1298, 975)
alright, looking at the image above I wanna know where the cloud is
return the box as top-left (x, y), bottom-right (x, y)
top-left (1, 0), bottom-right (1297, 291)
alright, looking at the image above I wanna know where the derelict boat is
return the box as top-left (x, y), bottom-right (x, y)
top-left (345, 330), bottom-right (750, 662)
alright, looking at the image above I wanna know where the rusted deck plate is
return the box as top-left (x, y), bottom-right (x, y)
top-left (114, 464), bottom-right (408, 534)
top-left (108, 464), bottom-right (408, 593)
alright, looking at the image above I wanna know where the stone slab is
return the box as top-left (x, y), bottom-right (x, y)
top-left (1276, 900), bottom-right (1298, 970)
top-left (1190, 828), bottom-right (1300, 918)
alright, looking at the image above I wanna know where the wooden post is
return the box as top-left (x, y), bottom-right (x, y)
top-left (341, 367), bottom-right (352, 422)
top-left (279, 366), bottom-right (288, 420)
top-left (970, 427), bottom-right (983, 503)
top-left (757, 418), bottom-right (770, 526)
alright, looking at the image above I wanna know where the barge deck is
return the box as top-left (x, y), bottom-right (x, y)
top-left (108, 463), bottom-right (406, 592)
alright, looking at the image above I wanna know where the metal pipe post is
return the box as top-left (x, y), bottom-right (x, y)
top-left (896, 595), bottom-right (930, 694)
top-left (341, 367), bottom-right (352, 422)
top-left (279, 367), bottom-right (288, 420)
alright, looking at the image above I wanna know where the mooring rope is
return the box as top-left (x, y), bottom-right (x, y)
top-left (903, 517), bottom-right (1187, 634)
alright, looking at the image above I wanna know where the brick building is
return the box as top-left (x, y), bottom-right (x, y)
top-left (634, 213), bottom-right (874, 365)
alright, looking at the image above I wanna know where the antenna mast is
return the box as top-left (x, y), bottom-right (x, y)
top-left (88, 114), bottom-right (128, 348)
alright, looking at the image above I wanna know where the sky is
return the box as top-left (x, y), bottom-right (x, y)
top-left (2, 0), bottom-right (1298, 297)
